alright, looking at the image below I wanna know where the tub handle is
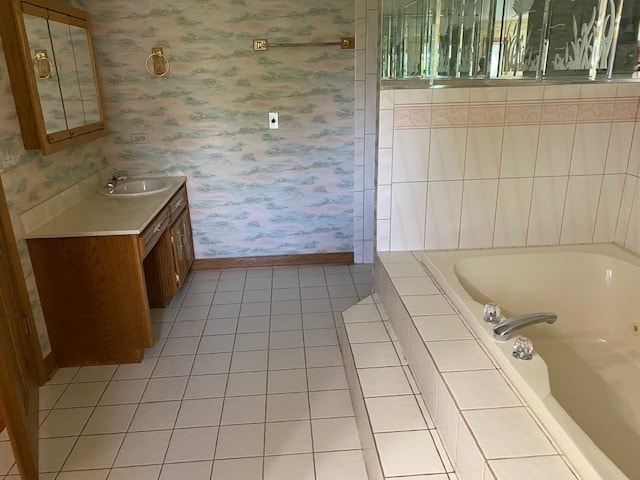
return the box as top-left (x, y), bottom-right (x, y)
top-left (483, 303), bottom-right (502, 324)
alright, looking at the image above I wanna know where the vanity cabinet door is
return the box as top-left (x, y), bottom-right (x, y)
top-left (171, 207), bottom-right (195, 290)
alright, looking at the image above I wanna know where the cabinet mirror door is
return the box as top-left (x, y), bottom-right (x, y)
top-left (22, 11), bottom-right (67, 135)
top-left (69, 23), bottom-right (101, 127)
top-left (0, 0), bottom-right (106, 154)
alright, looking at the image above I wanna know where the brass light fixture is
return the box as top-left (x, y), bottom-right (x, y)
top-left (34, 49), bottom-right (54, 79)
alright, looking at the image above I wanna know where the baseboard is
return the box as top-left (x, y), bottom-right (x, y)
top-left (192, 252), bottom-right (354, 270)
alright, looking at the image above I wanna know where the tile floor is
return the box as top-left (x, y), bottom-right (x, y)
top-left (0, 264), bottom-right (375, 480)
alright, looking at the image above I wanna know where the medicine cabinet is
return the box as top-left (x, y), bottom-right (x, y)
top-left (0, 0), bottom-right (106, 155)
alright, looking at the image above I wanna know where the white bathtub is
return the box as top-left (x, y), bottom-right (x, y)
top-left (420, 243), bottom-right (639, 480)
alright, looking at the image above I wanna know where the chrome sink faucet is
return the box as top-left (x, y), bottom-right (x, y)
top-left (110, 168), bottom-right (128, 182)
top-left (105, 168), bottom-right (128, 193)
top-left (493, 312), bottom-right (557, 341)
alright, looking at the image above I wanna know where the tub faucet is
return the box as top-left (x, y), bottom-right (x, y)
top-left (493, 312), bottom-right (557, 341)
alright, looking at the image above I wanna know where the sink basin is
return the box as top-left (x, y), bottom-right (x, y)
top-left (99, 178), bottom-right (171, 197)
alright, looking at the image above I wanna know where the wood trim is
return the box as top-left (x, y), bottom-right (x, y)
top-left (192, 252), bottom-right (354, 270)
top-left (0, 178), bottom-right (45, 383)
top-left (42, 352), bottom-right (57, 382)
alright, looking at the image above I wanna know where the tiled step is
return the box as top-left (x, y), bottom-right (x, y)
top-left (337, 296), bottom-right (457, 480)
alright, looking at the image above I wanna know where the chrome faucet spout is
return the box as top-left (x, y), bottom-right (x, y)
top-left (493, 312), bottom-right (557, 342)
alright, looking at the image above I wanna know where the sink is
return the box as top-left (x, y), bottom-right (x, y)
top-left (99, 178), bottom-right (171, 197)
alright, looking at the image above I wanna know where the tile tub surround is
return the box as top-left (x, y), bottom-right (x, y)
top-left (376, 83), bottom-right (640, 253)
top-left (372, 251), bottom-right (581, 480)
top-left (338, 297), bottom-right (456, 480)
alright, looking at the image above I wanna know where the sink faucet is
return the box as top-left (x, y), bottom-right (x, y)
top-left (111, 168), bottom-right (128, 182)
top-left (493, 312), bottom-right (557, 341)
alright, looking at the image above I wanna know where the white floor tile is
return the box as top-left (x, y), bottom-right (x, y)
top-left (311, 417), bottom-right (361, 452)
top-left (113, 357), bottom-right (158, 380)
top-left (302, 312), bottom-right (335, 329)
top-left (303, 328), bottom-right (339, 347)
top-left (113, 430), bottom-right (172, 467)
top-left (309, 390), bottom-right (355, 418)
top-left (226, 371), bottom-right (267, 396)
top-left (45, 367), bottom-right (79, 385)
top-left (306, 366), bottom-right (349, 391)
top-left (161, 337), bottom-right (200, 356)
top-left (176, 398), bottom-right (224, 428)
top-left (263, 453), bottom-right (314, 480)
top-left (72, 365), bottom-right (117, 383)
top-left (267, 369), bottom-right (307, 394)
top-left (55, 382), bottom-right (108, 408)
top-left (169, 320), bottom-right (205, 338)
top-left (233, 332), bottom-right (269, 351)
top-left (268, 348), bottom-right (306, 370)
top-left (107, 464), bottom-right (162, 480)
top-left (211, 457), bottom-right (262, 480)
top-left (83, 405), bottom-right (137, 435)
top-left (39, 437), bottom-right (76, 472)
top-left (236, 316), bottom-right (270, 333)
top-left (269, 330), bottom-right (304, 349)
top-left (39, 384), bottom-right (68, 409)
top-left (315, 450), bottom-right (369, 480)
top-left (214, 423), bottom-right (264, 459)
top-left (270, 313), bottom-right (302, 331)
top-left (129, 401), bottom-right (180, 431)
top-left (152, 355), bottom-right (195, 378)
top-left (197, 334), bottom-right (235, 354)
top-left (164, 426), bottom-right (218, 462)
top-left (39, 407), bottom-right (93, 438)
top-left (204, 317), bottom-right (238, 335)
top-left (229, 350), bottom-right (268, 372)
top-left (220, 395), bottom-right (266, 425)
top-left (62, 433), bottom-right (125, 470)
top-left (192, 353), bottom-right (232, 375)
top-left (141, 377), bottom-right (188, 403)
top-left (305, 346), bottom-right (343, 367)
top-left (264, 420), bottom-right (312, 455)
top-left (159, 461), bottom-right (212, 480)
top-left (56, 470), bottom-right (110, 480)
top-left (183, 374), bottom-right (228, 399)
top-left (266, 393), bottom-right (310, 422)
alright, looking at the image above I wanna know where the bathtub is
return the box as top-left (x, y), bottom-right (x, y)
top-left (420, 243), bottom-right (639, 480)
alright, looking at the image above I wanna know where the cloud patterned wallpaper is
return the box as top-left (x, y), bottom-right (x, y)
top-left (0, 0), bottom-right (356, 354)
top-left (80, 0), bottom-right (356, 258)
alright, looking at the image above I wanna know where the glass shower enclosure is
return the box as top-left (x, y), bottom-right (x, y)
top-left (381, 0), bottom-right (640, 81)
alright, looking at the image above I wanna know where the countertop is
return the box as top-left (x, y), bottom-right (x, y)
top-left (24, 176), bottom-right (187, 239)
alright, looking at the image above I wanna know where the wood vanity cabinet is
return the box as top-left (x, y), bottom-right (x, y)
top-left (27, 184), bottom-right (195, 366)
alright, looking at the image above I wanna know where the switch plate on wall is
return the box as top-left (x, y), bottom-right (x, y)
top-left (269, 112), bottom-right (278, 129)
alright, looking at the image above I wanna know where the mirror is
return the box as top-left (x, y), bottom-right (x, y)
top-left (0, 0), bottom-right (106, 155)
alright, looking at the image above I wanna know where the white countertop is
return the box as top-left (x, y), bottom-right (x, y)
top-left (25, 176), bottom-right (187, 239)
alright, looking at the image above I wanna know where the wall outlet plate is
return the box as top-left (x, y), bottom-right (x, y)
top-left (269, 112), bottom-right (278, 129)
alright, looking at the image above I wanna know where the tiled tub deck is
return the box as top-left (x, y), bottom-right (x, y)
top-left (338, 251), bottom-right (581, 480)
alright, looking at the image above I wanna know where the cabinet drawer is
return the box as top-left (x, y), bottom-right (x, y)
top-left (139, 206), bottom-right (170, 258)
top-left (169, 186), bottom-right (188, 221)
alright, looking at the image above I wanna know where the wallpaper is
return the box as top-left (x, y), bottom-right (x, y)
top-left (1, 0), bottom-right (356, 354)
top-left (80, 0), bottom-right (356, 258)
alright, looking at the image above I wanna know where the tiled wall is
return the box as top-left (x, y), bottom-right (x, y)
top-left (353, 0), bottom-right (379, 263)
top-left (377, 83), bottom-right (640, 253)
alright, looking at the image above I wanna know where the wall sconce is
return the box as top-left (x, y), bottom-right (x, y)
top-left (34, 49), bottom-right (54, 79)
top-left (146, 47), bottom-right (170, 76)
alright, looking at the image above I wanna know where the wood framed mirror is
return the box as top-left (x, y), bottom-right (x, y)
top-left (0, 0), bottom-right (106, 155)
